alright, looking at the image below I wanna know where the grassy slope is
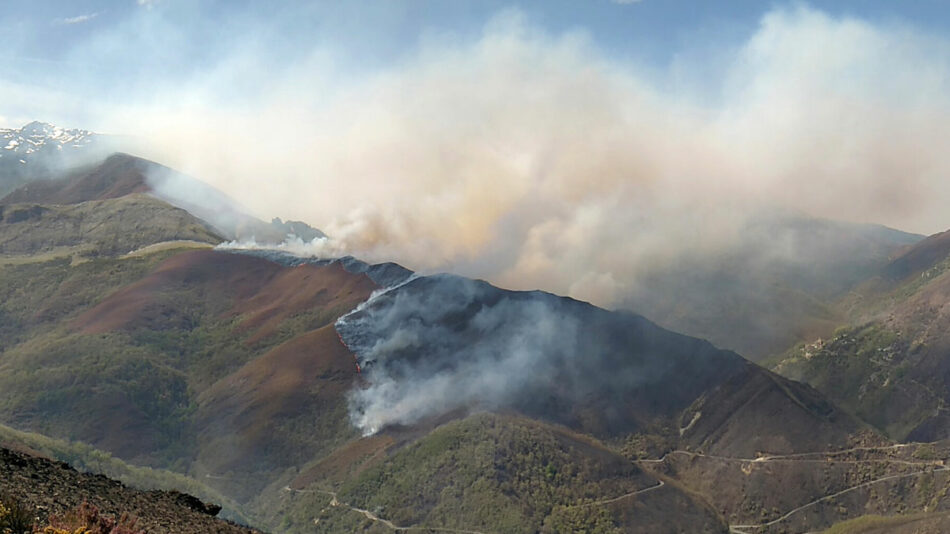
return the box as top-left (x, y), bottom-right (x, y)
top-left (0, 249), bottom-right (222, 465)
top-left (773, 324), bottom-right (935, 439)
top-left (824, 512), bottom-right (950, 534)
top-left (269, 413), bottom-right (727, 534)
top-left (653, 441), bottom-right (950, 531)
top-left (0, 245), bottom-right (377, 507)
top-left (772, 245), bottom-right (950, 441)
top-left (0, 194), bottom-right (222, 258)
top-left (0, 229), bottom-right (372, 528)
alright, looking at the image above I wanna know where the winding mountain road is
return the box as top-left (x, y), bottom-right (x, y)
top-left (288, 479), bottom-right (666, 532)
top-left (635, 443), bottom-right (925, 466)
top-left (560, 480), bottom-right (665, 510)
top-left (729, 466), bottom-right (949, 533)
top-left (285, 487), bottom-right (490, 534)
top-left (633, 445), bottom-right (946, 534)
top-left (285, 443), bottom-right (943, 533)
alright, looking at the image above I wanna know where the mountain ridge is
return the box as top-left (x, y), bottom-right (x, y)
top-left (1, 139), bottom-right (944, 532)
top-left (1, 151), bottom-right (326, 246)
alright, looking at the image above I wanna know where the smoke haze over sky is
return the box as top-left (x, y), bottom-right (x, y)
top-left (4, 1), bottom-right (950, 306)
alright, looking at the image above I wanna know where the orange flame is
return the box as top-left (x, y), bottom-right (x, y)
top-left (335, 328), bottom-right (361, 374)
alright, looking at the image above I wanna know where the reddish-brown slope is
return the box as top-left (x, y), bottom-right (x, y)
top-left (200, 325), bottom-right (358, 426)
top-left (194, 325), bottom-right (363, 493)
top-left (63, 248), bottom-right (379, 499)
top-left (72, 249), bottom-right (282, 334)
top-left (73, 249), bottom-right (378, 339)
top-left (1, 153), bottom-right (149, 204)
top-left (227, 260), bottom-right (378, 344)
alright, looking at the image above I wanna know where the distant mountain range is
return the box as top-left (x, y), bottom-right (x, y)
top-left (622, 212), bottom-right (922, 360)
top-left (1, 121), bottom-right (97, 157)
top-left (0, 121), bottom-right (111, 198)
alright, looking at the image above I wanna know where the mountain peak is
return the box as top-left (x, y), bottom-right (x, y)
top-left (0, 120), bottom-right (101, 182)
top-left (20, 120), bottom-right (54, 135)
top-left (1, 120), bottom-right (97, 153)
top-left (0, 121), bottom-right (110, 199)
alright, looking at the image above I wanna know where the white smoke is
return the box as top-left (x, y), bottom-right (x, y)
top-left (216, 235), bottom-right (340, 257)
top-left (108, 5), bottom-right (950, 309)
top-left (335, 272), bottom-right (738, 436)
top-left (9, 4), bottom-right (950, 310)
top-left (339, 280), bottom-right (580, 435)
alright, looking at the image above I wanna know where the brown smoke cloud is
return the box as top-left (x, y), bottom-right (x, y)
top-left (108, 6), bottom-right (950, 307)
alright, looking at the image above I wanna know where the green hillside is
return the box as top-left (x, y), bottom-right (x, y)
top-left (268, 413), bottom-right (727, 534)
top-left (772, 230), bottom-right (950, 442)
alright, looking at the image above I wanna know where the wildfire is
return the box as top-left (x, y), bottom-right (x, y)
top-left (335, 328), bottom-right (361, 374)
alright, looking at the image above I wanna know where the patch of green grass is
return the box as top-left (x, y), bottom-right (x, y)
top-left (0, 195), bottom-right (221, 258)
top-left (823, 513), bottom-right (935, 533)
top-left (0, 330), bottom-right (196, 465)
top-left (0, 248), bottom-right (348, 468)
top-left (327, 414), bottom-right (644, 534)
top-left (0, 253), bottom-right (174, 350)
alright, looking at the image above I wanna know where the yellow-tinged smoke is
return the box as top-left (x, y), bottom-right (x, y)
top-left (109, 6), bottom-right (950, 307)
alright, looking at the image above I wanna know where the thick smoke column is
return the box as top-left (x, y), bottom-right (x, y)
top-left (335, 274), bottom-right (744, 435)
top-left (337, 275), bottom-right (580, 434)
top-left (101, 6), bottom-right (950, 312)
top-left (14, 5), bottom-right (949, 330)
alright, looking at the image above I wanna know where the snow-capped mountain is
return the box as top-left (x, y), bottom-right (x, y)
top-left (0, 121), bottom-right (97, 161)
top-left (0, 121), bottom-right (109, 198)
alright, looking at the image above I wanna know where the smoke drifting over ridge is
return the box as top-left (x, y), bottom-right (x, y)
top-left (336, 275), bottom-right (579, 434)
top-left (18, 5), bottom-right (950, 308)
top-left (335, 273), bottom-right (746, 435)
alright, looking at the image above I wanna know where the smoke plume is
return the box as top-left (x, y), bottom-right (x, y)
top-left (337, 276), bottom-right (580, 434)
top-left (9, 4), bottom-right (950, 311)
top-left (335, 273), bottom-right (744, 435)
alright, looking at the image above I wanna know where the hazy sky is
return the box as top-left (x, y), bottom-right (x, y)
top-left (4, 1), bottom-right (948, 129)
top-left (4, 1), bottom-right (950, 306)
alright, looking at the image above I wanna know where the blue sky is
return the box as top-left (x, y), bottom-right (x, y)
top-left (4, 2), bottom-right (950, 304)
top-left (3, 1), bottom-right (950, 127)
